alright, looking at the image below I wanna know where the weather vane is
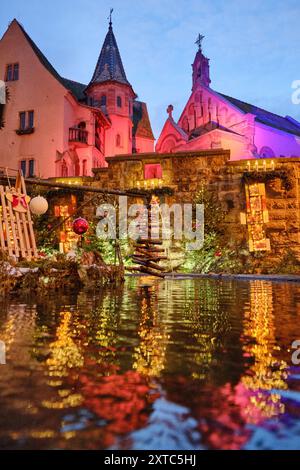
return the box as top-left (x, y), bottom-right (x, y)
top-left (108, 8), bottom-right (114, 26)
top-left (195, 33), bottom-right (205, 51)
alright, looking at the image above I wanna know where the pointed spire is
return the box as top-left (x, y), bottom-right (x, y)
top-left (88, 11), bottom-right (131, 87)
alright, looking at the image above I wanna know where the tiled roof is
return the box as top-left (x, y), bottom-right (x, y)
top-left (219, 92), bottom-right (300, 138)
top-left (88, 23), bottom-right (130, 87)
top-left (132, 101), bottom-right (155, 140)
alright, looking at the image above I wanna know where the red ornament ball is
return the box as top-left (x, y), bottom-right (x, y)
top-left (72, 217), bottom-right (89, 235)
top-left (214, 250), bottom-right (222, 257)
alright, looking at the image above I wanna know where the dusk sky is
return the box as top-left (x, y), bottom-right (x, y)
top-left (2, 0), bottom-right (300, 138)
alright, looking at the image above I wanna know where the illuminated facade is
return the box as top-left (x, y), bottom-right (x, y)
top-left (0, 19), bottom-right (154, 179)
top-left (156, 36), bottom-right (300, 160)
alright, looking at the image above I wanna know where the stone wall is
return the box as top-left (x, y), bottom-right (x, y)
top-left (91, 150), bottom-right (300, 269)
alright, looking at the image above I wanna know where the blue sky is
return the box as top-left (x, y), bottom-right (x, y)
top-left (2, 0), bottom-right (300, 138)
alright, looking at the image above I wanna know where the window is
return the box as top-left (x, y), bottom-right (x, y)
top-left (259, 146), bottom-right (275, 159)
top-left (28, 159), bottom-right (35, 177)
top-left (13, 63), bottom-right (19, 80)
top-left (19, 112), bottom-right (26, 130)
top-left (116, 134), bottom-right (121, 147)
top-left (144, 164), bottom-right (163, 180)
top-left (20, 160), bottom-right (26, 176)
top-left (28, 111), bottom-right (34, 128)
top-left (100, 95), bottom-right (107, 107)
top-left (182, 116), bottom-right (189, 133)
top-left (6, 64), bottom-right (12, 81)
top-left (82, 159), bottom-right (87, 176)
top-left (19, 111), bottom-right (34, 131)
top-left (117, 96), bottom-right (122, 108)
top-left (61, 160), bottom-right (68, 177)
top-left (19, 159), bottom-right (35, 177)
top-left (6, 63), bottom-right (19, 81)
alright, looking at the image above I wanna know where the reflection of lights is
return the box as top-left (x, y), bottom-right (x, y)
top-left (239, 281), bottom-right (287, 422)
top-left (43, 311), bottom-right (84, 409)
top-left (46, 311), bottom-right (84, 377)
top-left (133, 287), bottom-right (169, 377)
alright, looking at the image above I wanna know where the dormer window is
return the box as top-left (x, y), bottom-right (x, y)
top-left (5, 63), bottom-right (19, 81)
top-left (117, 96), bottom-right (122, 108)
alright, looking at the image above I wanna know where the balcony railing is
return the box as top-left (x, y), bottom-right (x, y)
top-left (69, 127), bottom-right (88, 144)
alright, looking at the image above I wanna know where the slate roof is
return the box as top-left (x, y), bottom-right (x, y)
top-left (88, 23), bottom-right (130, 87)
top-left (169, 118), bottom-right (189, 140)
top-left (219, 92), bottom-right (300, 138)
top-left (133, 101), bottom-right (154, 140)
top-left (189, 121), bottom-right (240, 140)
top-left (61, 78), bottom-right (87, 102)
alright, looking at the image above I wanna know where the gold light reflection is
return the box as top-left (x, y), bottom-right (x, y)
top-left (190, 281), bottom-right (226, 380)
top-left (239, 281), bottom-right (288, 421)
top-left (133, 283), bottom-right (169, 377)
top-left (43, 310), bottom-right (83, 409)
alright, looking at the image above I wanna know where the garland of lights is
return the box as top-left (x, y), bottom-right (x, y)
top-left (242, 170), bottom-right (293, 191)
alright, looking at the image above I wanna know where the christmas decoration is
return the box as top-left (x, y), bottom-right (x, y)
top-left (5, 187), bottom-right (30, 213)
top-left (72, 217), bottom-right (89, 235)
top-left (29, 195), bottom-right (48, 215)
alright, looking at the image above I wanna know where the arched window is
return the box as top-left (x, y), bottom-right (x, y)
top-left (117, 96), bottom-right (122, 108)
top-left (82, 159), bottom-right (87, 176)
top-left (182, 116), bottom-right (189, 133)
top-left (100, 95), bottom-right (107, 107)
top-left (61, 160), bottom-right (68, 177)
top-left (116, 134), bottom-right (121, 147)
top-left (188, 103), bottom-right (196, 129)
top-left (161, 138), bottom-right (176, 153)
top-left (259, 146), bottom-right (275, 159)
top-left (208, 98), bottom-right (212, 122)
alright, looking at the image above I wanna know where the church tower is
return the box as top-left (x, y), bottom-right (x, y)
top-left (192, 34), bottom-right (211, 90)
top-left (85, 12), bottom-right (136, 157)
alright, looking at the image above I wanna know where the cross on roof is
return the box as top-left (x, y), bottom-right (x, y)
top-left (195, 33), bottom-right (205, 51)
top-left (108, 8), bottom-right (113, 26)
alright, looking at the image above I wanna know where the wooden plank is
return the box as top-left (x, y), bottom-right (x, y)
top-left (20, 212), bottom-right (32, 260)
top-left (135, 248), bottom-right (167, 259)
top-left (14, 210), bottom-right (26, 259)
top-left (0, 186), bottom-right (13, 257)
top-left (5, 192), bottom-right (20, 258)
top-left (131, 254), bottom-right (167, 262)
top-left (135, 246), bottom-right (165, 253)
top-left (20, 174), bottom-right (37, 258)
top-left (0, 192), bottom-right (6, 251)
top-left (125, 265), bottom-right (165, 278)
top-left (136, 239), bottom-right (163, 245)
top-left (132, 257), bottom-right (166, 272)
top-left (136, 266), bottom-right (165, 278)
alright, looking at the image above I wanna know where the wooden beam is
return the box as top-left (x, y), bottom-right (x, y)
top-left (0, 176), bottom-right (148, 198)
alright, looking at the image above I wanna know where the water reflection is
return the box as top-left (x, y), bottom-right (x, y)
top-left (0, 278), bottom-right (300, 449)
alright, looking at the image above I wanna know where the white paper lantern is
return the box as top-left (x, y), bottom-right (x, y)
top-left (29, 196), bottom-right (48, 215)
